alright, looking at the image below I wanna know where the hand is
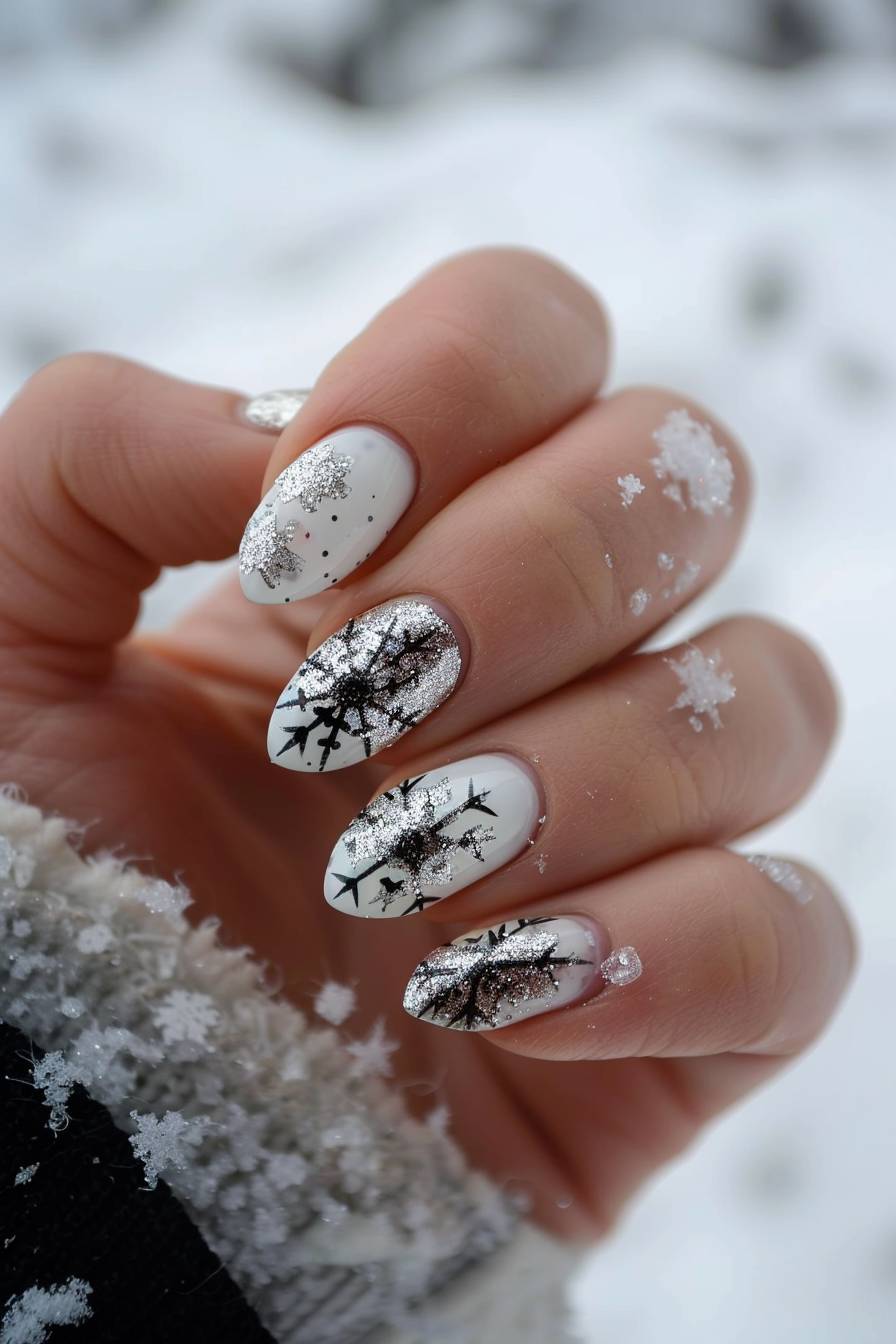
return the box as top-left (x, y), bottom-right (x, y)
top-left (0, 248), bottom-right (854, 1239)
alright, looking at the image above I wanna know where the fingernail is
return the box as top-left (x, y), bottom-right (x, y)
top-left (239, 425), bottom-right (416, 603)
top-left (269, 597), bottom-right (462, 773)
top-left (403, 916), bottom-right (603, 1032)
top-left (242, 388), bottom-right (310, 432)
top-left (324, 754), bottom-right (543, 918)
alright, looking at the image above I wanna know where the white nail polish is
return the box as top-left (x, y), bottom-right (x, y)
top-left (403, 917), bottom-right (600, 1032)
top-left (239, 425), bottom-right (416, 603)
top-left (268, 598), bottom-right (461, 773)
top-left (324, 754), bottom-right (542, 918)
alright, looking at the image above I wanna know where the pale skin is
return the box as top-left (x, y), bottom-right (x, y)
top-left (0, 248), bottom-right (854, 1240)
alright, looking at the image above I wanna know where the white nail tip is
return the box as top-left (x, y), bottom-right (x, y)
top-left (403, 917), bottom-right (598, 1032)
top-left (324, 754), bottom-right (542, 918)
top-left (269, 598), bottom-right (461, 773)
top-left (243, 388), bottom-right (310, 431)
top-left (239, 425), bottom-right (415, 603)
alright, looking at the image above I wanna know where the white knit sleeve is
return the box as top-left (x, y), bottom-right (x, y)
top-left (0, 787), bottom-right (583, 1344)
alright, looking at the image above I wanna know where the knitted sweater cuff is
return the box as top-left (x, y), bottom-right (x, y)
top-left (0, 787), bottom-right (582, 1343)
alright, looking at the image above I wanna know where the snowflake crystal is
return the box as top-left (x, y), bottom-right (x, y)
top-left (129, 1109), bottom-right (210, 1190)
top-left (313, 981), bottom-right (356, 1026)
top-left (346, 1019), bottom-right (398, 1078)
top-left (0, 1278), bottom-right (93, 1343)
top-left (618, 474), bottom-right (645, 508)
top-left (152, 990), bottom-right (221, 1046)
top-left (666, 647), bottom-right (736, 731)
top-left (650, 408), bottom-right (734, 516)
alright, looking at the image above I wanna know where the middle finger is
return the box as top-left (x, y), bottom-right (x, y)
top-left (269, 386), bottom-right (750, 772)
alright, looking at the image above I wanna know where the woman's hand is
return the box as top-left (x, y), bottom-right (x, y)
top-left (0, 248), bottom-right (854, 1239)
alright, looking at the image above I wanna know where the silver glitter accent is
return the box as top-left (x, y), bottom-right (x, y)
top-left (243, 388), bottom-right (309, 431)
top-left (667, 647), bottom-right (736, 731)
top-left (629, 588), bottom-right (651, 616)
top-left (238, 511), bottom-right (304, 590)
top-left (403, 919), bottom-right (591, 1031)
top-left (334, 775), bottom-right (495, 915)
top-left (650, 408), bottom-right (734, 516)
top-left (600, 946), bottom-right (643, 986)
top-left (273, 599), bottom-right (462, 770)
top-left (276, 441), bottom-right (352, 513)
top-left (618, 473), bottom-right (645, 508)
top-left (748, 855), bottom-right (813, 904)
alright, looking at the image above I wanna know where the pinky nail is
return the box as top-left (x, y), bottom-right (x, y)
top-left (402, 916), bottom-right (604, 1032)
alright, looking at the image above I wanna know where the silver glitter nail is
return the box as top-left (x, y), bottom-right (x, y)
top-left (276, 441), bottom-right (352, 513)
top-left (238, 512), bottom-right (304, 590)
top-left (600, 946), bottom-right (643, 986)
top-left (403, 917), bottom-right (596, 1032)
top-left (243, 388), bottom-right (310, 431)
top-left (269, 598), bottom-right (462, 772)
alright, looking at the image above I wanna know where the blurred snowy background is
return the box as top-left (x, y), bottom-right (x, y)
top-left (2, 1), bottom-right (896, 1340)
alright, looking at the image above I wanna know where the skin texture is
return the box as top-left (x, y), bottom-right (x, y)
top-left (0, 248), bottom-right (854, 1239)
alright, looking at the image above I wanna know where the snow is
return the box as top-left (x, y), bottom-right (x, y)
top-left (128, 1108), bottom-right (210, 1190)
top-left (152, 989), bottom-right (221, 1046)
top-left (313, 980), bottom-right (357, 1026)
top-left (0, 1279), bottom-right (93, 1344)
top-left (618, 473), bottom-right (646, 508)
top-left (2, 11), bottom-right (896, 1341)
top-left (667, 647), bottom-right (737, 730)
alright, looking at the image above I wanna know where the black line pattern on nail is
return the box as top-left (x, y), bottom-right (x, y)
top-left (239, 512), bottom-right (305, 590)
top-left (330, 774), bottom-right (498, 916)
top-left (273, 600), bottom-right (461, 771)
top-left (403, 918), bottom-right (592, 1031)
top-left (276, 441), bottom-right (352, 512)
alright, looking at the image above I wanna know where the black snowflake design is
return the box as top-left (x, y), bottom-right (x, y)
top-left (330, 774), bottom-right (498, 916)
top-left (239, 512), bottom-right (304, 589)
top-left (403, 919), bottom-right (593, 1031)
top-left (273, 600), bottom-right (461, 771)
top-left (276, 441), bottom-right (352, 512)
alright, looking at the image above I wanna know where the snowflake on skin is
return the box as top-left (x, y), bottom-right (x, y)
top-left (276, 441), bottom-right (352, 512)
top-left (331, 775), bottom-right (498, 915)
top-left (239, 511), bottom-right (304, 590)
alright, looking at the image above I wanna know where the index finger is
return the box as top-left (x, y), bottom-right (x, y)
top-left (239, 248), bottom-right (609, 603)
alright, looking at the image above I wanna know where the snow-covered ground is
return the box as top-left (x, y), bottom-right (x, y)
top-left (2, 15), bottom-right (896, 1342)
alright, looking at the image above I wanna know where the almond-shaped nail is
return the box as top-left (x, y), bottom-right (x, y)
top-left (268, 597), bottom-right (462, 772)
top-left (324, 754), bottom-right (542, 918)
top-left (239, 425), bottom-right (416, 603)
top-left (403, 917), bottom-right (602, 1031)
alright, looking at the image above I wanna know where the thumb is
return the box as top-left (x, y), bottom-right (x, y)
top-left (0, 354), bottom-right (273, 671)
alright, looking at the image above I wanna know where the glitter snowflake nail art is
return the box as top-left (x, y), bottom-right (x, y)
top-left (269, 598), bottom-right (462, 772)
top-left (324, 754), bottom-right (542, 918)
top-left (403, 917), bottom-right (601, 1032)
top-left (239, 425), bottom-right (416, 603)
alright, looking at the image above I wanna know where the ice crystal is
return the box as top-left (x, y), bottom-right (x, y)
top-left (238, 511), bottom-right (304, 591)
top-left (313, 981), bottom-right (357, 1026)
top-left (535, 853), bottom-right (548, 874)
top-left (667, 647), bottom-right (736, 731)
top-left (152, 989), bottom-right (221, 1046)
top-left (14, 1164), bottom-right (38, 1186)
top-left (244, 388), bottom-right (308, 431)
top-left (276, 440), bottom-right (352, 512)
top-left (129, 1109), bottom-right (210, 1190)
top-left (130, 880), bottom-right (191, 918)
top-left (75, 923), bottom-right (115, 954)
top-left (618, 473), bottom-right (645, 508)
top-left (629, 588), bottom-right (651, 616)
top-left (663, 557), bottom-right (701, 600)
top-left (657, 551), bottom-right (675, 571)
top-left (0, 1278), bottom-right (93, 1344)
top-left (31, 1052), bottom-right (80, 1131)
top-left (601, 947), bottom-right (643, 986)
top-left (748, 855), bottom-right (812, 904)
top-left (651, 408), bottom-right (734, 516)
top-left (0, 836), bottom-right (35, 889)
top-left (60, 998), bottom-right (84, 1019)
top-left (346, 1019), bottom-right (398, 1078)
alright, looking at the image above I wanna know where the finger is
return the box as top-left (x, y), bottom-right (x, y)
top-left (238, 248), bottom-right (609, 602)
top-left (0, 356), bottom-right (275, 670)
top-left (271, 387), bottom-right (751, 771)
top-left (401, 848), bottom-right (855, 1059)
top-left (321, 617), bottom-right (837, 919)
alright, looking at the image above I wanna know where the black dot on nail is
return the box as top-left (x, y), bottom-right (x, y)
top-left (331, 578), bottom-right (337, 584)
top-left (285, 597), bottom-right (290, 603)
top-left (322, 550), bottom-right (328, 557)
top-left (331, 515), bottom-right (338, 521)
top-left (367, 515), bottom-right (373, 522)
top-left (323, 573), bottom-right (328, 578)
